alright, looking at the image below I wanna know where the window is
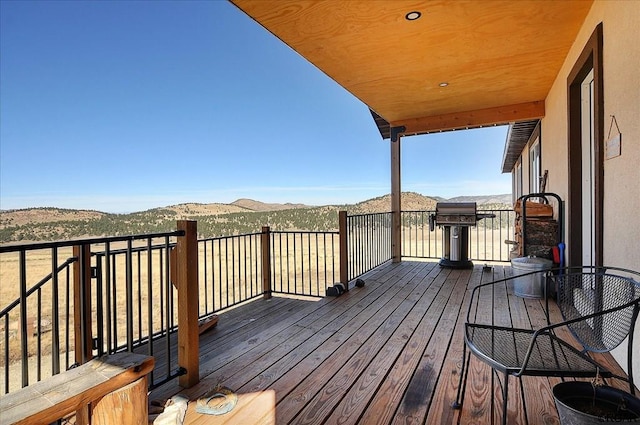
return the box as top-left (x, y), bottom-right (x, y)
top-left (514, 158), bottom-right (523, 203)
top-left (529, 139), bottom-right (540, 193)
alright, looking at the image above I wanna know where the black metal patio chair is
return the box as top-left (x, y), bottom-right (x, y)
top-left (452, 266), bottom-right (640, 425)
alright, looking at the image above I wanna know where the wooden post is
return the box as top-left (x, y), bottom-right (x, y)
top-left (391, 135), bottom-right (402, 263)
top-left (92, 377), bottom-right (148, 425)
top-left (261, 226), bottom-right (272, 299)
top-left (73, 244), bottom-right (93, 425)
top-left (338, 211), bottom-right (349, 289)
top-left (73, 244), bottom-right (94, 364)
top-left (176, 220), bottom-right (199, 388)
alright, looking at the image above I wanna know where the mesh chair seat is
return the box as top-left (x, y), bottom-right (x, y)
top-left (465, 324), bottom-right (611, 377)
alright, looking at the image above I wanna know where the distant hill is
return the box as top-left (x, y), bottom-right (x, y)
top-left (349, 192), bottom-right (438, 213)
top-left (161, 202), bottom-right (251, 216)
top-left (0, 207), bottom-right (107, 228)
top-left (447, 194), bottom-right (512, 205)
top-left (231, 198), bottom-right (310, 212)
top-left (0, 193), bottom-right (511, 243)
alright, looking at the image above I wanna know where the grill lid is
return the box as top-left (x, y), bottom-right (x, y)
top-left (429, 202), bottom-right (495, 229)
top-left (433, 202), bottom-right (478, 226)
top-left (435, 202), bottom-right (477, 214)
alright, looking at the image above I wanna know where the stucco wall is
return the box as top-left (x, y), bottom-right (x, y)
top-left (540, 0), bottom-right (640, 386)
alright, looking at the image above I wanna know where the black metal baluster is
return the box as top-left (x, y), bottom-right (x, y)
top-left (19, 250), bottom-right (28, 387)
top-left (146, 238), bottom-right (154, 385)
top-left (126, 239), bottom-right (133, 352)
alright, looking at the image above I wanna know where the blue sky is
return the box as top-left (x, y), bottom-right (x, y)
top-left (0, 0), bottom-right (511, 213)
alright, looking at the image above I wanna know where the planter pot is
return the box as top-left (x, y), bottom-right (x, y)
top-left (553, 382), bottom-right (640, 424)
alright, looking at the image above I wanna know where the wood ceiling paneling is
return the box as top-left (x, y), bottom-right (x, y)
top-left (231, 0), bottom-right (593, 135)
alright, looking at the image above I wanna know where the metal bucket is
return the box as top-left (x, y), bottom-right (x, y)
top-left (511, 256), bottom-right (553, 298)
top-left (553, 382), bottom-right (640, 424)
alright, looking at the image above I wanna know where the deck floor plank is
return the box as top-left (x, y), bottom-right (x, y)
top-left (318, 266), bottom-right (455, 424)
top-left (386, 268), bottom-right (471, 424)
top-left (178, 266), bottom-right (417, 405)
top-left (527, 296), bottom-right (566, 425)
top-left (148, 260), bottom-right (633, 425)
top-left (458, 266), bottom-right (495, 424)
top-left (421, 267), bottom-right (482, 425)
top-left (275, 262), bottom-right (435, 424)
top-left (144, 296), bottom-right (296, 393)
top-left (509, 285), bottom-right (555, 425)
top-left (238, 262), bottom-right (434, 404)
top-left (497, 268), bottom-right (528, 425)
top-left (180, 261), bottom-right (436, 424)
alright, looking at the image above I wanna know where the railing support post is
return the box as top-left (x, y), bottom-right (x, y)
top-left (73, 244), bottom-right (93, 364)
top-left (339, 211), bottom-right (349, 289)
top-left (73, 243), bottom-right (93, 425)
top-left (391, 135), bottom-right (402, 263)
top-left (176, 220), bottom-right (199, 388)
top-left (261, 226), bottom-right (272, 299)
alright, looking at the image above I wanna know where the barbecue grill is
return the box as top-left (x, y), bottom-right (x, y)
top-left (429, 202), bottom-right (494, 268)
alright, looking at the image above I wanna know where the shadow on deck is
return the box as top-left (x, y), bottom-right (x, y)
top-left (149, 260), bottom-right (630, 425)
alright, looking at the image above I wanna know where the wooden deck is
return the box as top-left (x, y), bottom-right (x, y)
top-left (149, 260), bottom-right (630, 425)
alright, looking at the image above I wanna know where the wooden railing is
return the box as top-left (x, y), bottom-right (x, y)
top-left (0, 229), bottom-right (186, 395)
top-left (0, 220), bottom-right (345, 395)
top-left (196, 227), bottom-right (340, 314)
top-left (0, 209), bottom-right (513, 397)
top-left (345, 211), bottom-right (393, 281)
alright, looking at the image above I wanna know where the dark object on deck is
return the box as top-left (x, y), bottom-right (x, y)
top-left (429, 202), bottom-right (494, 269)
top-left (553, 381), bottom-right (640, 424)
top-left (198, 314), bottom-right (218, 335)
top-left (326, 282), bottom-right (346, 296)
top-left (355, 278), bottom-right (365, 288)
top-left (453, 266), bottom-right (640, 425)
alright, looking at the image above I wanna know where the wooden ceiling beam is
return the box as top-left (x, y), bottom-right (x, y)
top-left (393, 101), bottom-right (545, 135)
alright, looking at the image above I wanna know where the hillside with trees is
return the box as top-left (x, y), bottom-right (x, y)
top-left (0, 193), bottom-right (511, 243)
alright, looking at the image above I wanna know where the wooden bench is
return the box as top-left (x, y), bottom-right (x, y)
top-left (0, 352), bottom-right (154, 425)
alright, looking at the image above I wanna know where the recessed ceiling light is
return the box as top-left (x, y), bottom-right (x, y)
top-left (439, 82), bottom-right (449, 87)
top-left (405, 11), bottom-right (421, 21)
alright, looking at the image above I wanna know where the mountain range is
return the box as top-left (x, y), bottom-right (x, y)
top-left (0, 193), bottom-right (511, 243)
